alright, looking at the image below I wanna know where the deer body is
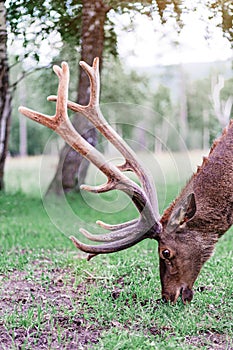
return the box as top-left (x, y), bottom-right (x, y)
top-left (19, 59), bottom-right (233, 304)
top-left (158, 122), bottom-right (233, 303)
top-left (192, 125), bottom-right (233, 236)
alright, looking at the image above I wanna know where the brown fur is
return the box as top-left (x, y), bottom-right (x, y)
top-left (158, 120), bottom-right (233, 303)
top-left (161, 120), bottom-right (233, 232)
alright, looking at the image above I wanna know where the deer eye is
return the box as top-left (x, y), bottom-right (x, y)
top-left (162, 249), bottom-right (171, 259)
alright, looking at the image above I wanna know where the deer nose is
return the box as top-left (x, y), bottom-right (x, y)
top-left (181, 287), bottom-right (194, 304)
top-left (162, 287), bottom-right (181, 304)
top-left (162, 295), bottom-right (168, 303)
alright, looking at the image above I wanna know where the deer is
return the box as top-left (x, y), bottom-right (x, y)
top-left (19, 58), bottom-right (233, 304)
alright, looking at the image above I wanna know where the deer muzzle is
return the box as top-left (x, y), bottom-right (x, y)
top-left (162, 285), bottom-right (194, 304)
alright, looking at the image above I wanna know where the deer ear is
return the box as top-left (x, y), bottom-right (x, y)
top-left (166, 193), bottom-right (196, 233)
top-left (183, 193), bottom-right (196, 221)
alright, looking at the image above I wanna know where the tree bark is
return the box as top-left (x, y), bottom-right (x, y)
top-left (47, 0), bottom-right (110, 195)
top-left (0, 1), bottom-right (11, 190)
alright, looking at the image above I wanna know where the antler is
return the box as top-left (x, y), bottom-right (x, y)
top-left (19, 58), bottom-right (161, 259)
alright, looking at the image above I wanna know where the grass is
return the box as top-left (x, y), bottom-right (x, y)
top-left (0, 154), bottom-right (233, 349)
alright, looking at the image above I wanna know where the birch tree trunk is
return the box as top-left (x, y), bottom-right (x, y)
top-left (178, 64), bottom-right (188, 150)
top-left (47, 0), bottom-right (110, 195)
top-left (0, 1), bottom-right (11, 190)
top-left (19, 76), bottom-right (27, 156)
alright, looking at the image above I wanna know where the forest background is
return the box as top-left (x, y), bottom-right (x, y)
top-left (3, 0), bottom-right (233, 175)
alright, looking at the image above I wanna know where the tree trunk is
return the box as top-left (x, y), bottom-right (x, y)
top-left (47, 0), bottom-right (110, 195)
top-left (19, 77), bottom-right (27, 156)
top-left (0, 1), bottom-right (11, 190)
top-left (178, 64), bottom-right (188, 150)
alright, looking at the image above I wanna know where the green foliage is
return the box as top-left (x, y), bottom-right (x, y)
top-left (187, 74), bottom-right (233, 148)
top-left (208, 0), bottom-right (233, 46)
top-left (101, 58), bottom-right (151, 105)
top-left (152, 84), bottom-right (173, 123)
top-left (7, 0), bottom-right (233, 67)
top-left (187, 78), bottom-right (218, 146)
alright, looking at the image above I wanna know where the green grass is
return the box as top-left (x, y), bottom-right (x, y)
top-left (0, 155), bottom-right (233, 349)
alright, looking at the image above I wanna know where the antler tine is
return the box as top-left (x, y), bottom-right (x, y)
top-left (96, 218), bottom-right (138, 231)
top-left (70, 227), bottom-right (150, 255)
top-left (19, 62), bottom-right (70, 131)
top-left (48, 58), bottom-right (159, 218)
top-left (79, 58), bottom-right (100, 106)
top-left (19, 59), bottom-right (162, 257)
top-left (79, 220), bottom-right (140, 242)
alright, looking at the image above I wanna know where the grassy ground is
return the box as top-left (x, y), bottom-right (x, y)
top-left (0, 154), bottom-right (233, 349)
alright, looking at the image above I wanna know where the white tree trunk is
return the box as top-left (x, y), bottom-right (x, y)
top-left (0, 1), bottom-right (11, 189)
top-left (19, 78), bottom-right (27, 156)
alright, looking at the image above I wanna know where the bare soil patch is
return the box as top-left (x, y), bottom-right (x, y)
top-left (0, 261), bottom-right (104, 349)
top-left (186, 331), bottom-right (233, 349)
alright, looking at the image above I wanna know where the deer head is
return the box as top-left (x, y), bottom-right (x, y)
top-left (19, 58), bottom-right (233, 304)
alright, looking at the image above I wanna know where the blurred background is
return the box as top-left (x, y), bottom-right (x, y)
top-left (1, 0), bottom-right (233, 196)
